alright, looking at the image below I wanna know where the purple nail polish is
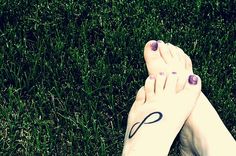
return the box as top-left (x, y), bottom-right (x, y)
top-left (188, 75), bottom-right (198, 85)
top-left (159, 72), bottom-right (164, 75)
top-left (172, 72), bottom-right (177, 74)
top-left (151, 41), bottom-right (158, 51)
top-left (149, 75), bottom-right (156, 80)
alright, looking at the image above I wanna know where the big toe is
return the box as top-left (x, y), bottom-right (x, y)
top-left (179, 74), bottom-right (201, 103)
top-left (144, 40), bottom-right (166, 75)
top-left (144, 40), bottom-right (160, 60)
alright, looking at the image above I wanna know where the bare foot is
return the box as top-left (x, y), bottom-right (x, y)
top-left (122, 73), bottom-right (201, 156)
top-left (144, 40), bottom-right (236, 156)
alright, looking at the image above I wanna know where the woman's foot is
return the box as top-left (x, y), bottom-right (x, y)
top-left (144, 40), bottom-right (236, 156)
top-left (122, 73), bottom-right (201, 156)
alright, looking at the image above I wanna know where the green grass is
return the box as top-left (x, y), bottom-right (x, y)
top-left (0, 0), bottom-right (235, 155)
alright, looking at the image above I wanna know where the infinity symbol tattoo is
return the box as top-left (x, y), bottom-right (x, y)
top-left (128, 111), bottom-right (163, 139)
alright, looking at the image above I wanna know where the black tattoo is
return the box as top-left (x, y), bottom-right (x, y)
top-left (128, 111), bottom-right (163, 139)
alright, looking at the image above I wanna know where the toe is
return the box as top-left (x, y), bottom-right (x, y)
top-left (174, 46), bottom-right (183, 61)
top-left (179, 74), bottom-right (201, 102)
top-left (166, 43), bottom-right (179, 59)
top-left (176, 47), bottom-right (186, 65)
top-left (164, 72), bottom-right (178, 93)
top-left (145, 75), bottom-right (156, 101)
top-left (176, 74), bottom-right (187, 92)
top-left (173, 47), bottom-right (194, 91)
top-left (155, 72), bottom-right (166, 95)
top-left (184, 74), bottom-right (201, 92)
top-left (144, 40), bottom-right (161, 59)
top-left (158, 41), bottom-right (173, 64)
top-left (175, 46), bottom-right (186, 68)
top-left (184, 55), bottom-right (193, 74)
top-left (144, 40), bottom-right (166, 75)
top-left (135, 87), bottom-right (145, 103)
top-left (130, 87), bottom-right (146, 112)
top-left (173, 47), bottom-right (189, 91)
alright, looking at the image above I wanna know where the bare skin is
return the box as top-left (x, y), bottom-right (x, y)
top-left (122, 73), bottom-right (201, 156)
top-left (144, 40), bottom-right (236, 156)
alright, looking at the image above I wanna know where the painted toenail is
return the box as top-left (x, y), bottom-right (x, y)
top-left (172, 72), bottom-right (177, 74)
top-left (188, 75), bottom-right (198, 85)
top-left (149, 75), bottom-right (156, 80)
top-left (159, 72), bottom-right (165, 75)
top-left (151, 41), bottom-right (158, 51)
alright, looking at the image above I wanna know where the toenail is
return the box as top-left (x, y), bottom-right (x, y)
top-left (159, 72), bottom-right (165, 75)
top-left (188, 75), bottom-right (198, 85)
top-left (172, 72), bottom-right (177, 74)
top-left (151, 41), bottom-right (158, 51)
top-left (149, 75), bottom-right (156, 80)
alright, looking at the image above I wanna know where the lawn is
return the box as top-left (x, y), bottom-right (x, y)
top-left (0, 0), bottom-right (235, 155)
